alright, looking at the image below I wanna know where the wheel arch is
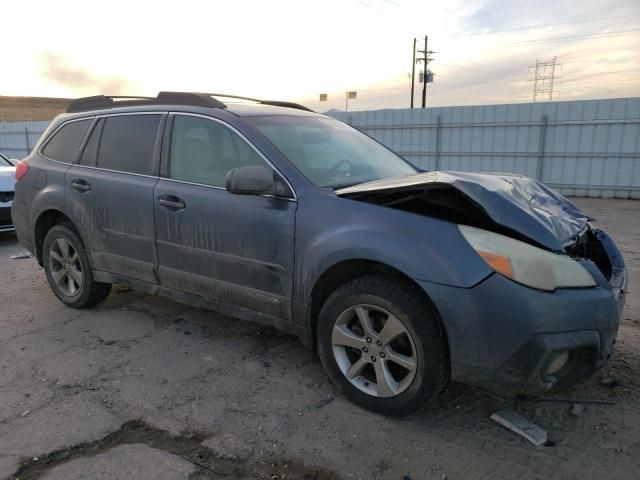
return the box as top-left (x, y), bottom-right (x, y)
top-left (33, 209), bottom-right (91, 267)
top-left (308, 258), bottom-right (451, 376)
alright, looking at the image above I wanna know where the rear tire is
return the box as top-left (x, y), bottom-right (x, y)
top-left (317, 275), bottom-right (448, 415)
top-left (43, 224), bottom-right (111, 308)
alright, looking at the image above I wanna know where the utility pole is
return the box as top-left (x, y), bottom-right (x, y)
top-left (421, 35), bottom-right (428, 108)
top-left (410, 38), bottom-right (416, 109)
top-left (528, 57), bottom-right (562, 102)
top-left (416, 36), bottom-right (436, 108)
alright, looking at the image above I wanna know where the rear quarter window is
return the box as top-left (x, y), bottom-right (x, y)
top-left (41, 119), bottom-right (92, 162)
top-left (78, 119), bottom-right (104, 167)
top-left (97, 115), bottom-right (161, 175)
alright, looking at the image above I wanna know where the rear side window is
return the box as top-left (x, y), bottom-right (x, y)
top-left (42, 119), bottom-right (91, 162)
top-left (96, 115), bottom-right (161, 175)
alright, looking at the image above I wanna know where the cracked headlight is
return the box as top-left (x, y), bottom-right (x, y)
top-left (458, 225), bottom-right (596, 291)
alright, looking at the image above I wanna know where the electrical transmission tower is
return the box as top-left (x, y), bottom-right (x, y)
top-left (528, 57), bottom-right (562, 102)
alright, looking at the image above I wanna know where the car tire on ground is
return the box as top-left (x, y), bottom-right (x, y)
top-left (317, 274), bottom-right (448, 416)
top-left (42, 224), bottom-right (111, 308)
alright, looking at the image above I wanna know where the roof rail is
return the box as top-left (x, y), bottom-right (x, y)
top-left (66, 91), bottom-right (312, 113)
top-left (157, 92), bottom-right (226, 109)
top-left (66, 92), bottom-right (226, 113)
top-left (66, 95), bottom-right (149, 113)
top-left (206, 93), bottom-right (314, 112)
top-left (260, 100), bottom-right (314, 112)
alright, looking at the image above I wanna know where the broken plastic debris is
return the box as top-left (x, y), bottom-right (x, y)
top-left (11, 250), bottom-right (32, 259)
top-left (518, 394), bottom-right (616, 406)
top-left (571, 403), bottom-right (586, 417)
top-left (314, 396), bottom-right (335, 409)
top-left (491, 409), bottom-right (548, 446)
top-left (600, 376), bottom-right (619, 388)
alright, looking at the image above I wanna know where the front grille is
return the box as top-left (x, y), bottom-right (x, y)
top-left (0, 191), bottom-right (14, 203)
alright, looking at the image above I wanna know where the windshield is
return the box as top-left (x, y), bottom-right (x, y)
top-left (247, 116), bottom-right (417, 188)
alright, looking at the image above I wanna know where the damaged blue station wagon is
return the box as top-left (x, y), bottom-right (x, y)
top-left (12, 92), bottom-right (627, 415)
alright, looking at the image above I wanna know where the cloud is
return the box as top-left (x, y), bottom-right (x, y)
top-left (9, 0), bottom-right (635, 108)
top-left (459, 0), bottom-right (628, 33)
top-left (39, 53), bottom-right (135, 96)
top-left (303, 0), bottom-right (639, 111)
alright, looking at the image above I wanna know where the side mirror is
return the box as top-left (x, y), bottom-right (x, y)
top-left (225, 165), bottom-right (292, 198)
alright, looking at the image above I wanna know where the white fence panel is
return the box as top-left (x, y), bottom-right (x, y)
top-left (330, 98), bottom-right (640, 199)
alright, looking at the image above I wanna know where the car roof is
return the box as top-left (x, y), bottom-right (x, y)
top-left (56, 104), bottom-right (327, 126)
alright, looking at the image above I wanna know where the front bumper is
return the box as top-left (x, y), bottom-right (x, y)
top-left (0, 204), bottom-right (14, 232)
top-left (418, 233), bottom-right (626, 394)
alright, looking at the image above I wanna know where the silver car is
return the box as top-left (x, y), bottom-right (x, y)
top-left (0, 153), bottom-right (16, 232)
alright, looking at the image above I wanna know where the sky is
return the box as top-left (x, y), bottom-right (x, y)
top-left (2, 0), bottom-right (639, 111)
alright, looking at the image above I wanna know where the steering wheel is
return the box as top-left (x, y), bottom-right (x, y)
top-left (327, 158), bottom-right (353, 178)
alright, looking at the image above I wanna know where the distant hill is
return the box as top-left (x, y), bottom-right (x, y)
top-left (0, 96), bottom-right (71, 121)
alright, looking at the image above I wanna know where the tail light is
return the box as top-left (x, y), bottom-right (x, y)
top-left (15, 161), bottom-right (29, 181)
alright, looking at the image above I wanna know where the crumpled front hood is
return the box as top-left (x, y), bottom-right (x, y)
top-left (336, 171), bottom-right (591, 251)
top-left (0, 166), bottom-right (15, 193)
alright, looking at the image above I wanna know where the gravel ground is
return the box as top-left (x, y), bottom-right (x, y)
top-left (0, 197), bottom-right (638, 480)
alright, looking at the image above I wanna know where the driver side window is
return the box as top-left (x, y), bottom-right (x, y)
top-left (169, 115), bottom-right (269, 187)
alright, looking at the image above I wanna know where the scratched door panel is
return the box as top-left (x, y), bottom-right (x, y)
top-left (153, 179), bottom-right (296, 319)
top-left (66, 166), bottom-right (159, 283)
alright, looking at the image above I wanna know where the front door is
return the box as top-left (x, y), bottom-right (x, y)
top-left (66, 113), bottom-right (164, 283)
top-left (153, 113), bottom-right (296, 319)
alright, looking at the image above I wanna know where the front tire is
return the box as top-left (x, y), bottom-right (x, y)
top-left (317, 275), bottom-right (447, 415)
top-left (42, 224), bottom-right (111, 308)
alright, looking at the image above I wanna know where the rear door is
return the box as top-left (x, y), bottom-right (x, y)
top-left (153, 113), bottom-right (296, 319)
top-left (66, 113), bottom-right (165, 283)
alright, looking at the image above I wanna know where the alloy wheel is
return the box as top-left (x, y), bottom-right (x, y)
top-left (331, 304), bottom-right (418, 397)
top-left (48, 238), bottom-right (83, 297)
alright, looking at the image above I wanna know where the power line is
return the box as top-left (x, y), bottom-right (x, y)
top-left (434, 60), bottom-right (495, 75)
top-left (568, 68), bottom-right (640, 76)
top-left (480, 52), bottom-right (538, 68)
top-left (427, 74), bottom-right (525, 89)
top-left (442, 14), bottom-right (639, 38)
top-left (504, 28), bottom-right (640, 46)
top-left (562, 77), bottom-right (640, 85)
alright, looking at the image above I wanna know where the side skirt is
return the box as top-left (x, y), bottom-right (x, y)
top-left (92, 271), bottom-right (309, 343)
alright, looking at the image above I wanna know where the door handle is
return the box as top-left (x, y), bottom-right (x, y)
top-left (158, 195), bottom-right (186, 210)
top-left (71, 179), bottom-right (91, 192)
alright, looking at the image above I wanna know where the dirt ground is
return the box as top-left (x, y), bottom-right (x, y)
top-left (0, 197), bottom-right (638, 480)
